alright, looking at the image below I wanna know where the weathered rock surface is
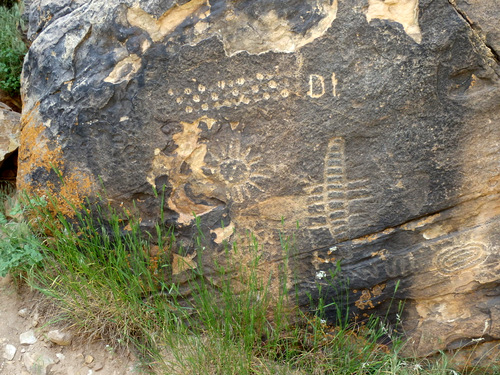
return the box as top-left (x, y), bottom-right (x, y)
top-left (47, 329), bottom-right (72, 346)
top-left (3, 343), bottom-right (17, 361)
top-left (23, 352), bottom-right (54, 375)
top-left (19, 0), bottom-right (500, 363)
top-left (19, 330), bottom-right (37, 345)
top-left (0, 102), bottom-right (20, 180)
top-left (0, 89), bottom-right (22, 113)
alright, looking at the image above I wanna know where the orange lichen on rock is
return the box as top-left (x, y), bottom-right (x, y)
top-left (18, 102), bottom-right (62, 183)
top-left (44, 171), bottom-right (94, 217)
top-left (354, 283), bottom-right (386, 310)
top-left (17, 102), bottom-right (94, 217)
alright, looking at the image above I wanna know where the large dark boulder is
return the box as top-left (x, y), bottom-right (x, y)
top-left (19, 0), bottom-right (500, 361)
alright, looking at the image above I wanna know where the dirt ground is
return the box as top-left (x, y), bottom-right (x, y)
top-left (0, 274), bottom-right (144, 375)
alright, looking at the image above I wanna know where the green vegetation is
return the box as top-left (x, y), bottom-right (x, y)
top-left (0, 188), bottom-right (490, 374)
top-left (0, 1), bottom-right (27, 94)
top-left (0, 186), bottom-right (43, 277)
top-left (0, 1), bottom-right (18, 8)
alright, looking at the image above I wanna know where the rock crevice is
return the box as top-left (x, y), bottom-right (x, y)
top-left (446, 0), bottom-right (500, 67)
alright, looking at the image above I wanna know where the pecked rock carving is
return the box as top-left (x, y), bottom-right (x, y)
top-left (19, 0), bottom-right (500, 365)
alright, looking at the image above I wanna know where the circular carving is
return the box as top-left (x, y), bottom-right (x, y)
top-left (220, 160), bottom-right (249, 183)
top-left (434, 243), bottom-right (487, 275)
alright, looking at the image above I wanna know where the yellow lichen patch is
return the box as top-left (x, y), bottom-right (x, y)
top-left (147, 244), bottom-right (173, 280)
top-left (351, 227), bottom-right (395, 245)
top-left (127, 0), bottom-right (208, 43)
top-left (172, 252), bottom-right (197, 275)
top-left (104, 54), bottom-right (142, 84)
top-left (311, 250), bottom-right (337, 270)
top-left (371, 249), bottom-right (388, 260)
top-left (355, 289), bottom-right (374, 310)
top-left (18, 103), bottom-right (94, 217)
top-left (401, 213), bottom-right (440, 231)
top-left (354, 283), bottom-right (386, 310)
top-left (365, 0), bottom-right (421, 43)
top-left (45, 171), bottom-right (94, 217)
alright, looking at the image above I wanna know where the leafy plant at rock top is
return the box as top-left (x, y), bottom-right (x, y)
top-left (0, 2), bottom-right (27, 94)
top-left (0, 1), bottom-right (18, 8)
top-left (0, 187), bottom-right (44, 277)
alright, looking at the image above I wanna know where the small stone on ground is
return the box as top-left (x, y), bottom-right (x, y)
top-left (20, 330), bottom-right (37, 345)
top-left (3, 343), bottom-right (17, 360)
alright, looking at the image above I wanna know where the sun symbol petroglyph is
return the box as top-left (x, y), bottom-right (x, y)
top-left (206, 138), bottom-right (274, 205)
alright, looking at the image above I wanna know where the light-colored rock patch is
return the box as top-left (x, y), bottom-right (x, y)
top-left (365, 0), bottom-right (422, 43)
top-left (3, 344), bottom-right (16, 361)
top-left (0, 104), bottom-right (20, 165)
top-left (104, 54), bottom-right (142, 85)
top-left (127, 0), bottom-right (208, 43)
top-left (19, 330), bottom-right (37, 345)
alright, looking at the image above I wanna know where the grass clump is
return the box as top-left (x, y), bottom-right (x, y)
top-left (0, 187), bottom-right (43, 277)
top-left (0, 1), bottom-right (27, 94)
top-left (0, 188), bottom-right (476, 374)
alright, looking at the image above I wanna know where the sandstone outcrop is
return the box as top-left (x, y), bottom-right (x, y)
top-left (0, 102), bottom-right (20, 184)
top-left (19, 0), bottom-right (500, 363)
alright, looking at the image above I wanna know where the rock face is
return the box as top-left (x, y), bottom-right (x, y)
top-left (0, 102), bottom-right (20, 183)
top-left (19, 0), bottom-right (500, 361)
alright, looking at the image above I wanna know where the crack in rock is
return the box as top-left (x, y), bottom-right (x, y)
top-left (447, 0), bottom-right (500, 64)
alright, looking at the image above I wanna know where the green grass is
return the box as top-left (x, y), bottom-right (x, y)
top-left (0, 186), bottom-right (43, 277)
top-left (0, 188), bottom-right (489, 374)
top-left (0, 2), bottom-right (27, 94)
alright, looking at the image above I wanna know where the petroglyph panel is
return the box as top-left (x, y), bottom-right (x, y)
top-left (170, 73), bottom-right (292, 113)
top-left (23, 0), bottom-right (500, 361)
top-left (169, 70), bottom-right (338, 117)
top-left (341, 231), bottom-right (495, 288)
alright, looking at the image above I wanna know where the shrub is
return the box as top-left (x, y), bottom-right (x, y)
top-left (0, 1), bottom-right (18, 8)
top-left (0, 2), bottom-right (27, 95)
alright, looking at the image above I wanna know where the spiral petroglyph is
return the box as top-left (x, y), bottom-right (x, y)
top-left (433, 242), bottom-right (488, 275)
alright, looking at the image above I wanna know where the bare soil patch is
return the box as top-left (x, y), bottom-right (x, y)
top-left (0, 275), bottom-right (143, 375)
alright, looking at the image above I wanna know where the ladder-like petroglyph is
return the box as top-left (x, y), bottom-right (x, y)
top-left (305, 137), bottom-right (348, 236)
top-left (305, 137), bottom-right (373, 239)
